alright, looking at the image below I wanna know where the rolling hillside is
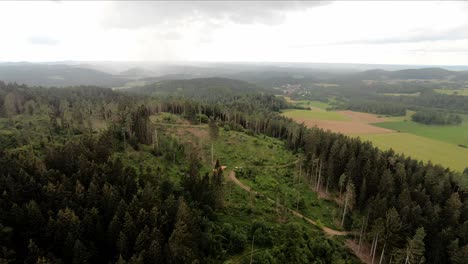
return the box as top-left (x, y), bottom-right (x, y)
top-left (127, 77), bottom-right (269, 99)
top-left (0, 63), bottom-right (128, 87)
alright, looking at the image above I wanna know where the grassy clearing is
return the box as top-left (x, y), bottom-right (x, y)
top-left (284, 97), bottom-right (331, 110)
top-left (282, 109), bottom-right (350, 121)
top-left (237, 167), bottom-right (343, 230)
top-left (159, 121), bottom-right (355, 262)
top-left (434, 88), bottom-right (468, 96)
top-left (357, 133), bottom-right (468, 172)
top-left (212, 130), bottom-right (296, 168)
top-left (373, 120), bottom-right (468, 146)
top-left (165, 123), bottom-right (345, 231)
top-left (209, 129), bottom-right (343, 229)
top-left (382, 92), bottom-right (421, 97)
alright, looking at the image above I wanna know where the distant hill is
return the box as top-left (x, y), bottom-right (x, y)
top-left (0, 63), bottom-right (128, 87)
top-left (127, 77), bottom-right (268, 100)
top-left (355, 67), bottom-right (468, 81)
top-left (119, 67), bottom-right (156, 79)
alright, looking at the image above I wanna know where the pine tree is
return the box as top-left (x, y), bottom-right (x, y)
top-left (404, 227), bottom-right (426, 264)
top-left (72, 239), bottom-right (89, 264)
top-left (134, 226), bottom-right (150, 254)
top-left (167, 199), bottom-right (198, 264)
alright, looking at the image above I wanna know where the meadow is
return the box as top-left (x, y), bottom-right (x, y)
top-left (358, 133), bottom-right (468, 172)
top-left (373, 120), bottom-right (468, 146)
top-left (279, 101), bottom-right (467, 172)
top-left (382, 92), bottom-right (421, 96)
top-left (434, 88), bottom-right (468, 96)
top-left (160, 118), bottom-right (348, 229)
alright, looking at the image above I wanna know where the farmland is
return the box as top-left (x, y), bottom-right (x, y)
top-left (374, 119), bottom-right (468, 146)
top-left (282, 109), bottom-right (349, 121)
top-left (358, 133), bottom-right (468, 172)
top-left (281, 109), bottom-right (393, 134)
top-left (282, 99), bottom-right (468, 172)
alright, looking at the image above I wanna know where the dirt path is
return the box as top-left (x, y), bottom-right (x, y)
top-left (227, 170), bottom-right (371, 263)
top-left (227, 171), bottom-right (350, 237)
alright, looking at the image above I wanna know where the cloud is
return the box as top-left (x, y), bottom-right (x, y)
top-left (101, 1), bottom-right (329, 29)
top-left (355, 24), bottom-right (468, 44)
top-left (27, 36), bottom-right (59, 45)
top-left (291, 23), bottom-right (468, 49)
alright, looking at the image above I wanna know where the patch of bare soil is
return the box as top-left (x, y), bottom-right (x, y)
top-left (338, 110), bottom-right (388, 123)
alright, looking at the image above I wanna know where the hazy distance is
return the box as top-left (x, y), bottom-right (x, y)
top-left (1, 1), bottom-right (468, 65)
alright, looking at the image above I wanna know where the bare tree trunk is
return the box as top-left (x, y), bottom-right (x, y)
top-left (211, 143), bottom-right (214, 166)
top-left (379, 243), bottom-right (386, 264)
top-left (316, 160), bottom-right (322, 193)
top-left (341, 189), bottom-right (349, 226)
top-left (359, 211), bottom-right (370, 253)
top-left (404, 246), bottom-right (411, 264)
top-left (372, 233), bottom-right (379, 264)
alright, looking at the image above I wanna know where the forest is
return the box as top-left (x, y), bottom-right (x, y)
top-left (0, 80), bottom-right (467, 264)
top-left (411, 111), bottom-right (463, 125)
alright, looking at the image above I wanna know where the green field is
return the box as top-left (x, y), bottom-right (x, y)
top-left (357, 133), bottom-right (468, 172)
top-left (212, 129), bottom-right (296, 168)
top-left (382, 92), bottom-right (421, 97)
top-left (284, 97), bottom-right (332, 110)
top-left (282, 109), bottom-right (350, 121)
top-left (373, 120), bottom-right (468, 146)
top-left (434, 88), bottom-right (468, 96)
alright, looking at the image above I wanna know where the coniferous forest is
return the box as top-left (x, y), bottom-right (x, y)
top-left (0, 80), bottom-right (467, 264)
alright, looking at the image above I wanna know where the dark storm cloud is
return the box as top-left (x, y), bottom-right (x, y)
top-left (27, 36), bottom-right (59, 45)
top-left (101, 1), bottom-right (329, 28)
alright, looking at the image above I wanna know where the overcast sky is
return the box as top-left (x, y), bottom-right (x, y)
top-left (1, 1), bottom-right (468, 65)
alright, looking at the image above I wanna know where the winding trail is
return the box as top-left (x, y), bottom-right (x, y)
top-left (227, 170), bottom-right (350, 237)
top-left (227, 170), bottom-right (370, 263)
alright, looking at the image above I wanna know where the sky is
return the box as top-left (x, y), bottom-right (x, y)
top-left (1, 1), bottom-right (468, 65)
